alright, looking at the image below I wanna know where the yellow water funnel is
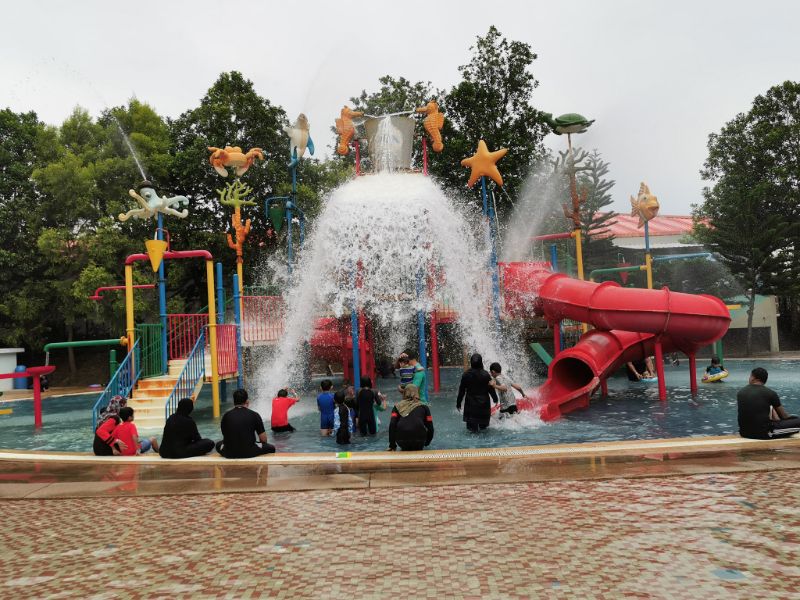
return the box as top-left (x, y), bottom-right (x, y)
top-left (145, 239), bottom-right (168, 272)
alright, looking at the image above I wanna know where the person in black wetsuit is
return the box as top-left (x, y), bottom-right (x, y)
top-left (356, 376), bottom-right (385, 436)
top-left (159, 398), bottom-right (215, 459)
top-left (456, 353), bottom-right (499, 432)
top-left (216, 388), bottom-right (276, 458)
top-left (388, 384), bottom-right (433, 451)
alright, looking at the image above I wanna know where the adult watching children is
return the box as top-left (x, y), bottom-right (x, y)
top-left (216, 388), bottom-right (276, 458)
top-left (737, 367), bottom-right (800, 439)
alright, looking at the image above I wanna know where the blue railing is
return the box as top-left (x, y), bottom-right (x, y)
top-left (164, 330), bottom-right (206, 420)
top-left (92, 340), bottom-right (141, 429)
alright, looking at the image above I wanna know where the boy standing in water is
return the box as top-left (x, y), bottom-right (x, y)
top-left (406, 349), bottom-right (428, 403)
top-left (317, 379), bottom-right (335, 436)
top-left (489, 362), bottom-right (525, 417)
top-left (270, 388), bottom-right (299, 433)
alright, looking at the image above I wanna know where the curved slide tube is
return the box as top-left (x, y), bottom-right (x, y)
top-left (517, 272), bottom-right (731, 421)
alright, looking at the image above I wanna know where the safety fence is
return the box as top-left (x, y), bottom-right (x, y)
top-left (136, 323), bottom-right (163, 378)
top-left (215, 324), bottom-right (238, 378)
top-left (167, 313), bottom-right (209, 360)
top-left (241, 296), bottom-right (285, 344)
top-left (164, 331), bottom-right (205, 419)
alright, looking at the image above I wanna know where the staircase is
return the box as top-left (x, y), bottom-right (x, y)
top-left (127, 359), bottom-right (197, 430)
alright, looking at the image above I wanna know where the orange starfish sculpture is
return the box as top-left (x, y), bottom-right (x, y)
top-left (335, 106), bottom-right (364, 156)
top-left (461, 140), bottom-right (508, 187)
top-left (416, 101), bottom-right (445, 152)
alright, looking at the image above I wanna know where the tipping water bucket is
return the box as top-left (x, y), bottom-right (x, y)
top-left (363, 115), bottom-right (416, 171)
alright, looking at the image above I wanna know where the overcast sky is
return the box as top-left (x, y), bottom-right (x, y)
top-left (3, 0), bottom-right (798, 215)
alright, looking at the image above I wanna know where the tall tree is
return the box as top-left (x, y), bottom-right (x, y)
top-left (434, 26), bottom-right (549, 207)
top-left (577, 150), bottom-right (617, 272)
top-left (694, 81), bottom-right (800, 354)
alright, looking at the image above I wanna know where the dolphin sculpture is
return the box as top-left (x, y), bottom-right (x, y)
top-left (284, 113), bottom-right (315, 170)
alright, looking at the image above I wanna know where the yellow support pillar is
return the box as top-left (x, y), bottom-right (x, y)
top-left (645, 253), bottom-right (654, 290)
top-left (124, 264), bottom-right (135, 352)
top-left (573, 228), bottom-right (589, 333)
top-left (205, 259), bottom-right (220, 417)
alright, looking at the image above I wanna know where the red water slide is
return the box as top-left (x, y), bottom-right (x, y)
top-left (515, 270), bottom-right (731, 420)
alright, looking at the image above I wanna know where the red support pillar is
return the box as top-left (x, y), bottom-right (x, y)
top-left (688, 352), bottom-right (698, 396)
top-left (358, 312), bottom-right (368, 384)
top-left (553, 321), bottom-right (561, 357)
top-left (654, 340), bottom-right (667, 401)
top-left (354, 140), bottom-right (361, 176)
top-left (431, 311), bottom-right (440, 392)
top-left (33, 374), bottom-right (43, 429)
top-left (600, 379), bottom-right (608, 397)
top-left (422, 136), bottom-right (428, 176)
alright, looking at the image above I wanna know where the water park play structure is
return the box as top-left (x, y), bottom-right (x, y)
top-left (21, 100), bottom-right (733, 438)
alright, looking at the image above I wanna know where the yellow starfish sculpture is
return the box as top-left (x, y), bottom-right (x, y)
top-left (461, 140), bottom-right (508, 187)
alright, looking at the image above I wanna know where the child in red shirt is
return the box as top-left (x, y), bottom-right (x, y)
top-left (271, 388), bottom-right (299, 433)
top-left (112, 407), bottom-right (160, 456)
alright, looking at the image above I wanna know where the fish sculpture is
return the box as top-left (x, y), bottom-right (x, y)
top-left (284, 113), bottom-right (315, 169)
top-left (207, 146), bottom-right (264, 177)
top-left (630, 182), bottom-right (659, 228)
top-left (335, 106), bottom-right (364, 155)
top-left (118, 182), bottom-right (188, 222)
top-left (416, 101), bottom-right (445, 152)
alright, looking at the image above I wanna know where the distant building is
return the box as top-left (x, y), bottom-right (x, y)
top-left (595, 213), bottom-right (703, 251)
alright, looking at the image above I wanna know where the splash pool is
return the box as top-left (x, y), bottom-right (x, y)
top-left (2, 360), bottom-right (799, 454)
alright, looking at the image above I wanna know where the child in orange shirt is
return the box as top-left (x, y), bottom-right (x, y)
top-left (112, 407), bottom-right (159, 456)
top-left (271, 388), bottom-right (299, 433)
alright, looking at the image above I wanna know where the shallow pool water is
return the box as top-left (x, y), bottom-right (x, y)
top-left (2, 360), bottom-right (799, 453)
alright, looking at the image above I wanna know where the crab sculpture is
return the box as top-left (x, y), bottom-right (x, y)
top-left (118, 182), bottom-right (188, 222)
top-left (207, 146), bottom-right (265, 177)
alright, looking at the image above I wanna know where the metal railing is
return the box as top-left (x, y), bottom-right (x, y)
top-left (164, 330), bottom-right (206, 419)
top-left (215, 324), bottom-right (238, 378)
top-left (241, 296), bottom-right (285, 343)
top-left (92, 340), bottom-right (141, 429)
top-left (167, 313), bottom-right (209, 360)
top-left (136, 323), bottom-right (164, 378)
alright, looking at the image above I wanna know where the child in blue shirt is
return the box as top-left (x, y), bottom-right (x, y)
top-left (397, 353), bottom-right (415, 389)
top-left (317, 379), bottom-right (335, 436)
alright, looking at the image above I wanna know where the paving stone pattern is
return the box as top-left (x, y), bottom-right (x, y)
top-left (1, 470), bottom-right (798, 599)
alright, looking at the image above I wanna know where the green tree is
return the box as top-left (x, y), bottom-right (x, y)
top-left (169, 71), bottom-right (290, 291)
top-left (694, 81), bottom-right (800, 354)
top-left (434, 26), bottom-right (550, 206)
top-left (577, 150), bottom-right (617, 272)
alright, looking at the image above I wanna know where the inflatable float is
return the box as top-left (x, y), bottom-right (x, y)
top-left (702, 370), bottom-right (729, 383)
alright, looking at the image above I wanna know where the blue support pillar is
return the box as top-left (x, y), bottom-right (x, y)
top-left (350, 265), bottom-right (361, 392)
top-left (286, 202), bottom-right (294, 277)
top-left (232, 273), bottom-right (244, 390)
top-left (481, 177), bottom-right (501, 325)
top-left (215, 262), bottom-right (224, 325)
top-left (157, 213), bottom-right (168, 374)
top-left (550, 243), bottom-right (559, 273)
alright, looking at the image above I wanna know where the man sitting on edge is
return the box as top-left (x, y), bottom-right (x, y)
top-left (737, 367), bottom-right (800, 439)
top-left (216, 388), bottom-right (276, 458)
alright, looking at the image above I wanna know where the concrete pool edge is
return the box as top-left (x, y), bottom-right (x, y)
top-left (0, 435), bottom-right (799, 500)
top-left (0, 434), bottom-right (798, 465)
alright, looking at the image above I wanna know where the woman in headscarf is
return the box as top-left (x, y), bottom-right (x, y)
top-left (159, 398), bottom-right (215, 459)
top-left (456, 353), bottom-right (498, 432)
top-left (93, 395), bottom-right (128, 456)
top-left (388, 384), bottom-right (434, 451)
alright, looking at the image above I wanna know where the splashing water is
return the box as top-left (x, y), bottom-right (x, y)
top-left (254, 173), bottom-right (528, 410)
top-left (110, 115), bottom-right (148, 180)
top-left (373, 117), bottom-right (402, 172)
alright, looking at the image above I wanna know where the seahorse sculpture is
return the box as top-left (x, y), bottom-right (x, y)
top-left (416, 101), bottom-right (445, 152)
top-left (335, 106), bottom-right (364, 155)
